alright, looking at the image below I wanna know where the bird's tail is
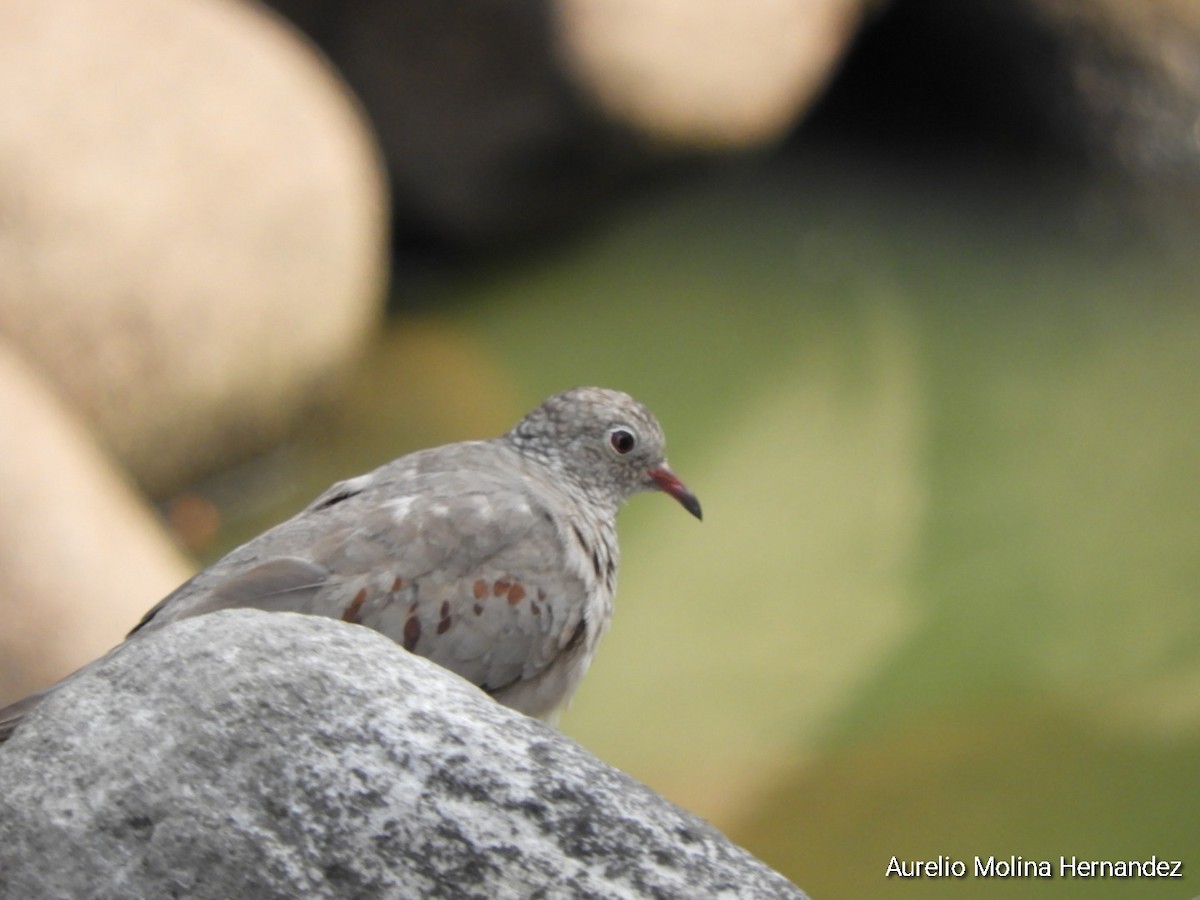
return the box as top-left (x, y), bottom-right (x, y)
top-left (0, 687), bottom-right (56, 744)
top-left (0, 646), bottom-right (127, 745)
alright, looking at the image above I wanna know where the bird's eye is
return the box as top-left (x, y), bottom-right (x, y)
top-left (609, 428), bottom-right (636, 455)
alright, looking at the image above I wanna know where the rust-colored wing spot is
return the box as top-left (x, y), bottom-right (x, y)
top-left (391, 576), bottom-right (407, 593)
top-left (507, 582), bottom-right (526, 605)
top-left (341, 587), bottom-right (368, 624)
top-left (473, 579), bottom-right (488, 600)
top-left (492, 578), bottom-right (511, 597)
top-left (437, 600), bottom-right (452, 635)
top-left (403, 614), bottom-right (421, 652)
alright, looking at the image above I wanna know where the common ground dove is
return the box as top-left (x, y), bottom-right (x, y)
top-left (0, 387), bottom-right (700, 742)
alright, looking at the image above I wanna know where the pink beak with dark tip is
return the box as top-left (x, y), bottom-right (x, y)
top-left (648, 466), bottom-right (703, 521)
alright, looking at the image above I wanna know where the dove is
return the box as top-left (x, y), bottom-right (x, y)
top-left (0, 387), bottom-right (700, 743)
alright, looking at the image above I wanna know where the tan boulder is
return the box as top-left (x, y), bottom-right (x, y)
top-left (0, 0), bottom-right (388, 495)
top-left (554, 0), bottom-right (870, 149)
top-left (0, 338), bottom-right (193, 706)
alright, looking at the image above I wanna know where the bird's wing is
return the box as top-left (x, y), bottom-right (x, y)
top-left (134, 473), bottom-right (591, 697)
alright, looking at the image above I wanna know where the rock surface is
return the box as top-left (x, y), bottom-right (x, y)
top-left (0, 0), bottom-right (388, 493)
top-left (0, 610), bottom-right (807, 899)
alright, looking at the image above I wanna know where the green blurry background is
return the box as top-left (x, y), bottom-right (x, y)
top-left (201, 146), bottom-right (1200, 898)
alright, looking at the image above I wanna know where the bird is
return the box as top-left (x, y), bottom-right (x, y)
top-left (0, 387), bottom-right (701, 743)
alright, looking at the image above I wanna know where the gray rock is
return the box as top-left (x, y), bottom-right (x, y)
top-left (0, 610), bottom-right (806, 899)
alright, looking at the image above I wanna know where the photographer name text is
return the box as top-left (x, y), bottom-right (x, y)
top-left (886, 855), bottom-right (1183, 880)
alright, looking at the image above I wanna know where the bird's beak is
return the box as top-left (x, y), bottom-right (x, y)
top-left (648, 466), bottom-right (703, 521)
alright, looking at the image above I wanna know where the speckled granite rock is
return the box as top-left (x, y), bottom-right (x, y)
top-left (0, 610), bottom-right (807, 899)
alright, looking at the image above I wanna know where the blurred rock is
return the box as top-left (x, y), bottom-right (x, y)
top-left (556, 0), bottom-right (868, 150)
top-left (0, 609), bottom-right (809, 900)
top-left (1031, 0), bottom-right (1200, 182)
top-left (0, 337), bottom-right (192, 707)
top-left (259, 0), bottom-right (867, 243)
top-left (259, 0), bottom-right (638, 244)
top-left (0, 0), bottom-right (388, 495)
top-left (808, 0), bottom-right (1200, 192)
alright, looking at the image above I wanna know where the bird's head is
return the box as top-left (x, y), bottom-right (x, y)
top-left (507, 387), bottom-right (702, 520)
